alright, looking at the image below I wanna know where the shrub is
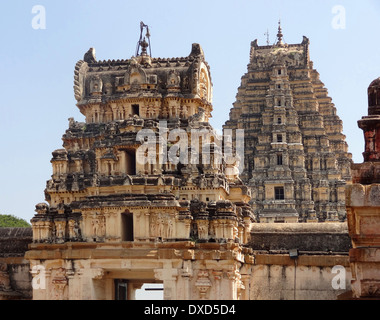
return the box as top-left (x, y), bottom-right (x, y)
top-left (0, 214), bottom-right (31, 228)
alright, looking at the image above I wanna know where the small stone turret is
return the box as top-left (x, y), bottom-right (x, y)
top-left (346, 76), bottom-right (380, 299)
top-left (358, 78), bottom-right (380, 162)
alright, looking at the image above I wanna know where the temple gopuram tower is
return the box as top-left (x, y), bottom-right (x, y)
top-left (26, 25), bottom-right (255, 300)
top-left (224, 23), bottom-right (352, 223)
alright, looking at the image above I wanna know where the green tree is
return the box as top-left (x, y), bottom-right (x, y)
top-left (0, 214), bottom-right (31, 228)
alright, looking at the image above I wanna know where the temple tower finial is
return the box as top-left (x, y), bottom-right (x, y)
top-left (136, 21), bottom-right (152, 57)
top-left (264, 29), bottom-right (270, 46)
top-left (276, 20), bottom-right (284, 46)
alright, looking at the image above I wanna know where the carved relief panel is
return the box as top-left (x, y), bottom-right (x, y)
top-left (167, 70), bottom-right (181, 92)
top-left (124, 64), bottom-right (147, 86)
top-left (90, 75), bottom-right (103, 95)
top-left (51, 267), bottom-right (68, 300)
top-left (195, 270), bottom-right (212, 299)
top-left (150, 212), bottom-right (176, 239)
top-left (82, 212), bottom-right (107, 241)
top-left (54, 220), bottom-right (66, 243)
top-left (92, 213), bottom-right (106, 239)
top-left (199, 69), bottom-right (209, 100)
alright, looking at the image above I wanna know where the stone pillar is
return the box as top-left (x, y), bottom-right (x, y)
top-left (154, 263), bottom-right (178, 300)
top-left (134, 212), bottom-right (141, 239)
top-left (76, 268), bottom-right (106, 300)
top-left (66, 267), bottom-right (77, 300)
top-left (241, 274), bottom-right (250, 300)
top-left (79, 272), bottom-right (93, 300)
top-left (212, 270), bottom-right (223, 299)
top-left (179, 261), bottom-right (193, 300)
top-left (144, 212), bottom-right (150, 240)
top-left (243, 217), bottom-right (251, 243)
top-left (346, 77), bottom-right (380, 299)
top-left (111, 103), bottom-right (117, 121)
top-left (128, 283), bottom-right (143, 300)
top-left (226, 269), bottom-right (239, 300)
top-left (40, 268), bottom-right (51, 300)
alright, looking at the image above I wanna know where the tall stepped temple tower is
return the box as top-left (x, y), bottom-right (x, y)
top-left (26, 25), bottom-right (256, 300)
top-left (224, 23), bottom-right (352, 223)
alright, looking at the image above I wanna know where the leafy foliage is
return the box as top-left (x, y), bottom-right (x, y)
top-left (0, 214), bottom-right (31, 228)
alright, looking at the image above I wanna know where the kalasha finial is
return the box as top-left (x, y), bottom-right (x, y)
top-left (276, 20), bottom-right (284, 46)
top-left (140, 37), bottom-right (149, 56)
top-left (136, 22), bottom-right (152, 57)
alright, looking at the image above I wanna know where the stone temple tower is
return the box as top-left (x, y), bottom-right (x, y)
top-left (224, 23), bottom-right (352, 223)
top-left (26, 25), bottom-right (255, 300)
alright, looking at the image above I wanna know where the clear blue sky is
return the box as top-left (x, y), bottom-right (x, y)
top-left (1, 0), bottom-right (379, 222)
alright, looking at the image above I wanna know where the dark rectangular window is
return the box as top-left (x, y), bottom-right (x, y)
top-left (277, 134), bottom-right (283, 143)
top-left (277, 117), bottom-right (282, 124)
top-left (132, 104), bottom-right (140, 116)
top-left (275, 187), bottom-right (285, 200)
top-left (125, 150), bottom-right (136, 175)
top-left (121, 212), bottom-right (134, 241)
top-left (277, 154), bottom-right (283, 165)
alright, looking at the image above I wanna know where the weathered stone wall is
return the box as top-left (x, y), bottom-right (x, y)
top-left (346, 182), bottom-right (380, 298)
top-left (351, 162), bottom-right (380, 184)
top-left (0, 258), bottom-right (32, 300)
top-left (0, 228), bottom-right (33, 300)
top-left (248, 223), bottom-right (351, 300)
top-left (0, 228), bottom-right (32, 257)
top-left (249, 223), bottom-right (351, 253)
top-left (250, 254), bottom-right (351, 300)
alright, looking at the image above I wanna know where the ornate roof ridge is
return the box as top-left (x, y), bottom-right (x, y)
top-left (87, 59), bottom-right (130, 66)
top-left (251, 36), bottom-right (310, 50)
top-left (82, 42), bottom-right (205, 67)
top-left (87, 56), bottom-right (198, 66)
top-left (152, 56), bottom-right (195, 62)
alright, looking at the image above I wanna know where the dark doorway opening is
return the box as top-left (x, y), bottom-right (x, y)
top-left (121, 212), bottom-right (134, 241)
top-left (132, 104), bottom-right (140, 116)
top-left (114, 279), bottom-right (128, 300)
top-left (125, 149), bottom-right (136, 175)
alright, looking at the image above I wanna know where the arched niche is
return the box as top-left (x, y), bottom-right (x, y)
top-left (124, 65), bottom-right (147, 85)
